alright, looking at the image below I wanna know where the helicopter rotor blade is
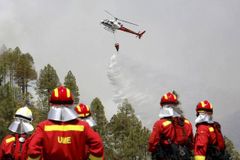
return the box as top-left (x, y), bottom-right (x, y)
top-left (104, 10), bottom-right (117, 19)
top-left (104, 10), bottom-right (138, 26)
top-left (118, 19), bottom-right (139, 26)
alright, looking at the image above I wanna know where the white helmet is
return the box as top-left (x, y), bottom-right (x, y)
top-left (8, 106), bottom-right (34, 134)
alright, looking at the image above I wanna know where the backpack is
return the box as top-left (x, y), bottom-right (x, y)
top-left (212, 122), bottom-right (225, 151)
top-left (206, 122), bottom-right (228, 160)
top-left (152, 117), bottom-right (192, 160)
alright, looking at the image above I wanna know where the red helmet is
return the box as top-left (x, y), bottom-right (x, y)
top-left (160, 92), bottom-right (178, 106)
top-left (75, 103), bottom-right (91, 118)
top-left (49, 86), bottom-right (74, 105)
top-left (196, 100), bottom-right (213, 113)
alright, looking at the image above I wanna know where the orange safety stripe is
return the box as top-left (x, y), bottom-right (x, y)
top-left (209, 127), bottom-right (214, 132)
top-left (54, 88), bottom-right (59, 97)
top-left (163, 120), bottom-right (171, 127)
top-left (66, 88), bottom-right (70, 98)
top-left (44, 125), bottom-right (84, 132)
top-left (6, 137), bottom-right (15, 143)
top-left (89, 154), bottom-right (102, 160)
top-left (194, 155), bottom-right (206, 160)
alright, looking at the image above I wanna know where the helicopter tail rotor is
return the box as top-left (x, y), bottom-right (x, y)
top-left (137, 30), bottom-right (146, 39)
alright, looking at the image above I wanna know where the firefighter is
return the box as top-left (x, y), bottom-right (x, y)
top-left (0, 106), bottom-right (34, 160)
top-left (148, 91), bottom-right (193, 160)
top-left (194, 100), bottom-right (226, 160)
top-left (74, 103), bottom-right (97, 128)
top-left (27, 86), bottom-right (104, 160)
top-left (74, 103), bottom-right (103, 159)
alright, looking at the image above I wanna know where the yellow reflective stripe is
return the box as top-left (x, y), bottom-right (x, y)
top-left (200, 101), bottom-right (206, 107)
top-left (76, 105), bottom-right (81, 112)
top-left (54, 88), bottom-right (59, 97)
top-left (184, 119), bottom-right (190, 124)
top-left (27, 156), bottom-right (40, 160)
top-left (89, 154), bottom-right (102, 160)
top-left (209, 103), bottom-right (213, 109)
top-left (194, 155), bottom-right (206, 160)
top-left (164, 94), bottom-right (168, 99)
top-left (6, 137), bottom-right (15, 143)
top-left (173, 94), bottom-right (177, 100)
top-left (79, 113), bottom-right (90, 117)
top-left (86, 105), bottom-right (90, 111)
top-left (44, 125), bottom-right (84, 131)
top-left (163, 121), bottom-right (171, 127)
top-left (66, 88), bottom-right (70, 98)
top-left (209, 127), bottom-right (214, 132)
top-left (79, 113), bottom-right (84, 117)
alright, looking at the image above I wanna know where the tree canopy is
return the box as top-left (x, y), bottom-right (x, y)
top-left (64, 70), bottom-right (80, 104)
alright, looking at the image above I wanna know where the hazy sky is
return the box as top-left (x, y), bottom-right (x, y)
top-left (1, 0), bottom-right (240, 147)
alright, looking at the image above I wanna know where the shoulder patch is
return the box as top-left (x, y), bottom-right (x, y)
top-left (184, 119), bottom-right (190, 124)
top-left (163, 120), bottom-right (172, 127)
top-left (6, 137), bottom-right (15, 143)
top-left (209, 127), bottom-right (214, 132)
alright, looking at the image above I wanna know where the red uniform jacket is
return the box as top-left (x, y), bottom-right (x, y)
top-left (148, 117), bottom-right (193, 153)
top-left (0, 133), bottom-right (30, 160)
top-left (27, 119), bottom-right (104, 160)
top-left (194, 122), bottom-right (225, 160)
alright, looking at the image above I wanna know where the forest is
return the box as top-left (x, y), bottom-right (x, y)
top-left (0, 45), bottom-right (239, 159)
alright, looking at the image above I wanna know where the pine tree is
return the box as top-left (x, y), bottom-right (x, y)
top-left (14, 53), bottom-right (37, 95)
top-left (36, 64), bottom-right (60, 118)
top-left (0, 83), bottom-right (18, 140)
top-left (64, 71), bottom-right (80, 104)
top-left (107, 99), bottom-right (150, 160)
top-left (0, 48), bottom-right (9, 86)
top-left (90, 98), bottom-right (110, 158)
top-left (91, 98), bottom-right (108, 136)
top-left (0, 47), bottom-right (21, 87)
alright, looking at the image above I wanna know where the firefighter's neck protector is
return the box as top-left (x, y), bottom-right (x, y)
top-left (8, 117), bottom-right (34, 134)
top-left (159, 105), bottom-right (180, 118)
top-left (195, 112), bottom-right (213, 124)
top-left (48, 105), bottom-right (78, 122)
top-left (81, 116), bottom-right (96, 127)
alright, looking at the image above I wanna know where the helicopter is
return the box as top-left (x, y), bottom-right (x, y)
top-left (101, 10), bottom-right (146, 39)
